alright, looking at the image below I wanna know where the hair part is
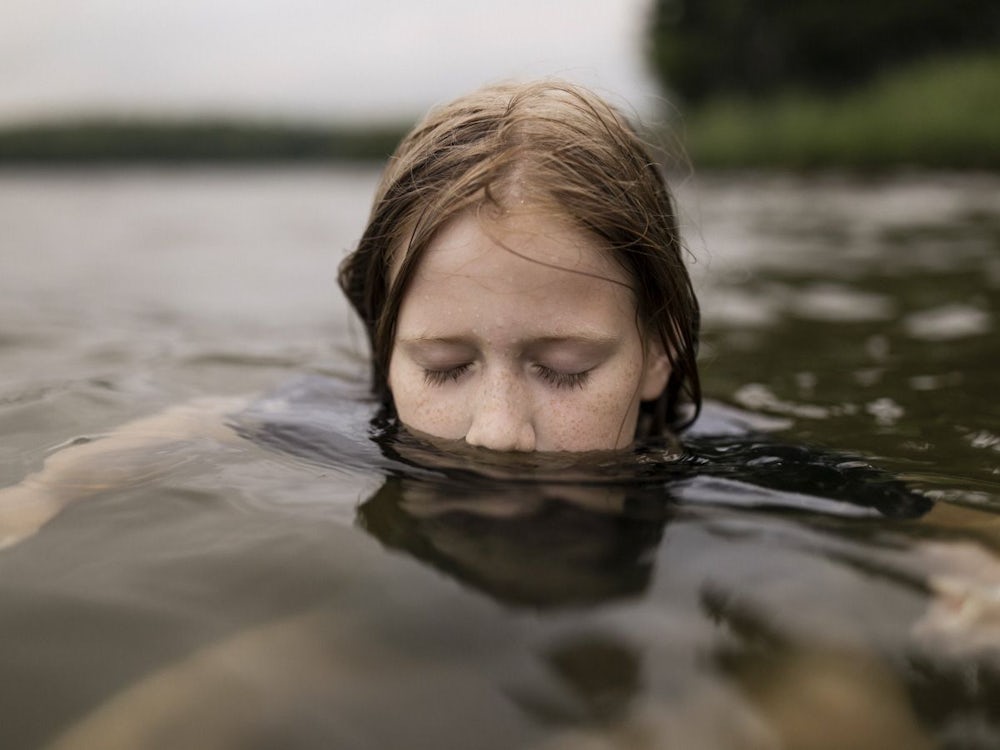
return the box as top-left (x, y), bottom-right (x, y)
top-left (339, 79), bottom-right (701, 436)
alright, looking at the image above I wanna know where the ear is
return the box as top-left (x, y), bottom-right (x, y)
top-left (639, 337), bottom-right (672, 402)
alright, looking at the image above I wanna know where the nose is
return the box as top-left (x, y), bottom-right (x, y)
top-left (464, 372), bottom-right (537, 452)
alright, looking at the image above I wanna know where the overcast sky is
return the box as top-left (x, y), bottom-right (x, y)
top-left (1, 0), bottom-right (664, 124)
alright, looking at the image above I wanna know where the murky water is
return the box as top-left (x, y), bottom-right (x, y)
top-left (1, 168), bottom-right (999, 749)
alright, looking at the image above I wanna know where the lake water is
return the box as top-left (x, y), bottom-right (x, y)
top-left (1, 168), bottom-right (999, 748)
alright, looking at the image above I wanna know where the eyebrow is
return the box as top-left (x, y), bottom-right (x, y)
top-left (396, 334), bottom-right (620, 348)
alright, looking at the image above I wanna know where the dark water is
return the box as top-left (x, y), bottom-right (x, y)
top-left (1, 169), bottom-right (999, 749)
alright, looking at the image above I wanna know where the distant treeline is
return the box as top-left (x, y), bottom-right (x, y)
top-left (648, 0), bottom-right (1000, 101)
top-left (0, 120), bottom-right (410, 165)
top-left (647, 1), bottom-right (1000, 169)
top-left (678, 51), bottom-right (1000, 170)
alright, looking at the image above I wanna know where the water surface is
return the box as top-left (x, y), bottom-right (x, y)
top-left (1, 168), bottom-right (999, 749)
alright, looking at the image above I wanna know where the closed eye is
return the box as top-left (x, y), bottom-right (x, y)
top-left (423, 363), bottom-right (472, 386)
top-left (533, 364), bottom-right (591, 390)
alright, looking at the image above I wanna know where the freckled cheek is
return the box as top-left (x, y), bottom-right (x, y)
top-left (539, 400), bottom-right (622, 451)
top-left (390, 366), bottom-right (470, 441)
top-left (538, 379), bottom-right (641, 451)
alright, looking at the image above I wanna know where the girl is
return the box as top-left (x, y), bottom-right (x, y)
top-left (0, 80), bottom-right (702, 546)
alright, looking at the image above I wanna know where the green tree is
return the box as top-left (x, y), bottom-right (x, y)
top-left (648, 0), bottom-right (1000, 101)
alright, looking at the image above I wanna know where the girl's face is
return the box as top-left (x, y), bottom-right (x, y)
top-left (387, 209), bottom-right (670, 452)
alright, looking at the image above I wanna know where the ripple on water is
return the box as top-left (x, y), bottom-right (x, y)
top-left (968, 431), bottom-right (1000, 452)
top-left (988, 258), bottom-right (1000, 287)
top-left (903, 304), bottom-right (992, 341)
top-left (909, 372), bottom-right (964, 391)
top-left (700, 289), bottom-right (778, 328)
top-left (865, 397), bottom-right (905, 426)
top-left (705, 283), bottom-right (895, 328)
top-left (789, 283), bottom-right (895, 323)
top-left (733, 383), bottom-right (833, 420)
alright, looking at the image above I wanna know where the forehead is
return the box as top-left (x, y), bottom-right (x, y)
top-left (395, 208), bottom-right (637, 336)
top-left (404, 207), bottom-right (630, 289)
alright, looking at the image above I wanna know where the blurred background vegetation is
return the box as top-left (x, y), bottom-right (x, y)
top-left (647, 0), bottom-right (1000, 168)
top-left (2, 1), bottom-right (998, 169)
top-left (0, 120), bottom-right (406, 166)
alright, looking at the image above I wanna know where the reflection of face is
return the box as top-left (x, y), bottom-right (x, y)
top-left (388, 210), bottom-right (670, 452)
top-left (358, 476), bottom-right (669, 608)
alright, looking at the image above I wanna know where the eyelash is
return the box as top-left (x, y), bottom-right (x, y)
top-left (421, 364), bottom-right (592, 390)
top-left (423, 363), bottom-right (471, 386)
top-left (534, 365), bottom-right (591, 390)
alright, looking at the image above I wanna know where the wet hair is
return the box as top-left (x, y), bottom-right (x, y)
top-left (338, 80), bottom-right (701, 436)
